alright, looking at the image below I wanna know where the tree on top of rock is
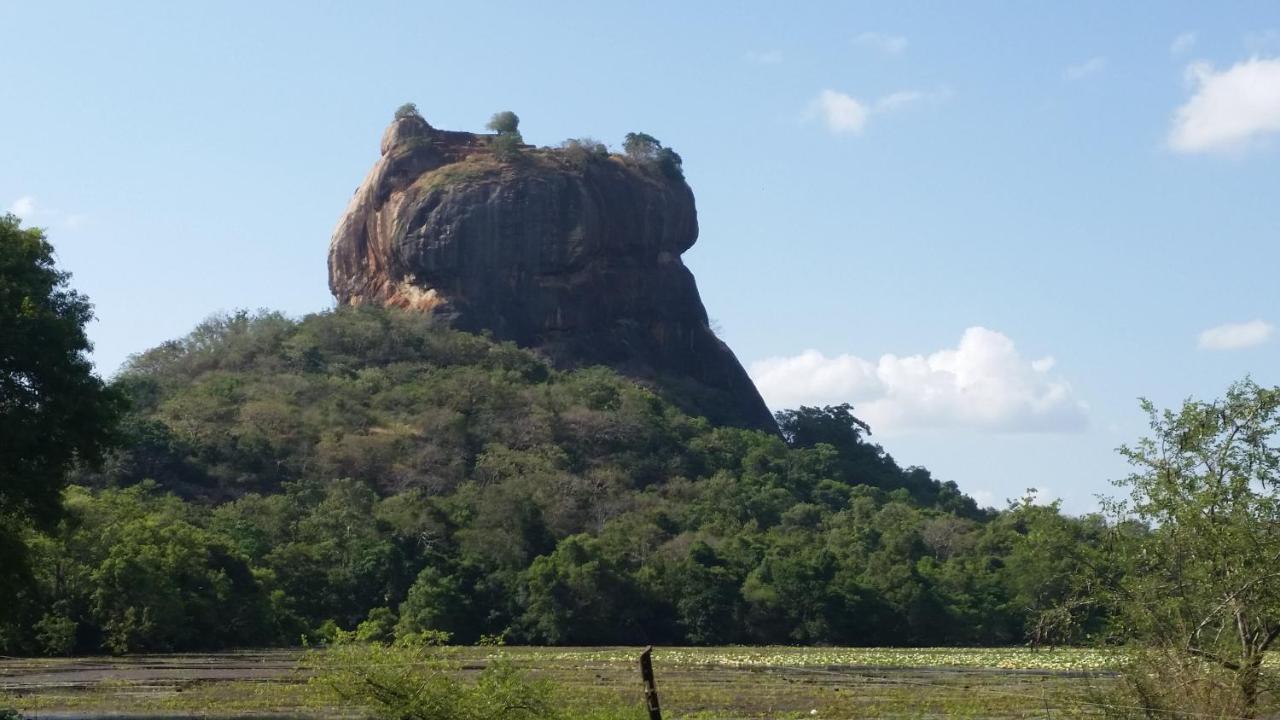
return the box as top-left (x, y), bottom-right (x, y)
top-left (623, 132), bottom-right (662, 161)
top-left (394, 103), bottom-right (421, 121)
top-left (624, 132), bottom-right (684, 178)
top-left (486, 111), bottom-right (523, 160)
top-left (486, 111), bottom-right (520, 135)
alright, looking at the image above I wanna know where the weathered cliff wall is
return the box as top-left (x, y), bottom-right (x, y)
top-left (329, 114), bottom-right (777, 433)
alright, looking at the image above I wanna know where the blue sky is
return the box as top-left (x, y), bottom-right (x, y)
top-left (4, 1), bottom-right (1279, 512)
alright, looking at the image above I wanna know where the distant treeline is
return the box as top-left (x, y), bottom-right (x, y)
top-left (1, 308), bottom-right (1110, 654)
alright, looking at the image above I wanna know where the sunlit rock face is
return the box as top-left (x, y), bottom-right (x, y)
top-left (329, 114), bottom-right (777, 433)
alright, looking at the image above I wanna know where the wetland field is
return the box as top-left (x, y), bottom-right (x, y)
top-left (0, 647), bottom-right (1126, 719)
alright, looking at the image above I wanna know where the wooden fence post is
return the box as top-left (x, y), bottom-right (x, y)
top-left (639, 645), bottom-right (662, 720)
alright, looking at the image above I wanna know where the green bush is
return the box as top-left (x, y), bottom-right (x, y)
top-left (558, 137), bottom-right (608, 167)
top-left (395, 103), bottom-right (421, 120)
top-left (656, 147), bottom-right (684, 178)
top-left (34, 612), bottom-right (76, 655)
top-left (491, 132), bottom-right (524, 161)
top-left (307, 643), bottom-right (563, 720)
top-left (485, 111), bottom-right (519, 134)
top-left (622, 132), bottom-right (661, 161)
top-left (355, 607), bottom-right (397, 644)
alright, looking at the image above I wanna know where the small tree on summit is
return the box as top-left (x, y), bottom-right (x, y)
top-left (486, 111), bottom-right (523, 161)
top-left (394, 102), bottom-right (421, 120)
top-left (624, 132), bottom-right (684, 178)
top-left (486, 111), bottom-right (520, 134)
top-left (623, 132), bottom-right (661, 161)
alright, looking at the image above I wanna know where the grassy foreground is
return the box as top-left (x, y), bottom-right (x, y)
top-left (0, 647), bottom-right (1133, 719)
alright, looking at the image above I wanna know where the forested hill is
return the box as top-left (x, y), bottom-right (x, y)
top-left (91, 307), bottom-right (979, 512)
top-left (6, 307), bottom-right (1105, 655)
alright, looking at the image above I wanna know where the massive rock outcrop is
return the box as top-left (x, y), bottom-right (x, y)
top-left (328, 112), bottom-right (777, 433)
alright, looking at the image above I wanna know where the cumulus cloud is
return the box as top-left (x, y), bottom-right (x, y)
top-left (8, 195), bottom-right (35, 219)
top-left (1171, 32), bottom-right (1197, 55)
top-left (811, 87), bottom-right (950, 135)
top-left (813, 89), bottom-right (870, 134)
top-left (1169, 58), bottom-right (1280, 153)
top-left (1197, 320), bottom-right (1275, 350)
top-left (854, 32), bottom-right (908, 56)
top-left (1064, 56), bottom-right (1107, 80)
top-left (750, 327), bottom-right (1088, 435)
top-left (6, 195), bottom-right (87, 230)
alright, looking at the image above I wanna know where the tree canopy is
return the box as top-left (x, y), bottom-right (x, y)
top-left (0, 306), bottom-right (1111, 655)
top-left (0, 214), bottom-right (121, 644)
top-left (486, 111), bottom-right (520, 134)
top-left (1100, 379), bottom-right (1280, 716)
top-left (0, 214), bottom-right (121, 526)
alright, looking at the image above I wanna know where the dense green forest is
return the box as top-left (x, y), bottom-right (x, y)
top-left (6, 211), bottom-right (1280, 720)
top-left (1, 305), bottom-right (1111, 655)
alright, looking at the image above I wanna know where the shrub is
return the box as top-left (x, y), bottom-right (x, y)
top-left (656, 147), bottom-right (684, 179)
top-left (355, 607), bottom-right (397, 644)
top-left (34, 611), bottom-right (77, 656)
top-left (558, 138), bottom-right (609, 167)
top-left (485, 111), bottom-right (520, 134)
top-left (491, 132), bottom-right (524, 161)
top-left (395, 629), bottom-right (453, 647)
top-left (622, 132), bottom-right (661, 161)
top-left (1079, 647), bottom-right (1279, 719)
top-left (395, 103), bottom-right (421, 121)
top-left (307, 642), bottom-right (563, 720)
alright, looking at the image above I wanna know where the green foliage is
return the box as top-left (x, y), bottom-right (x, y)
top-left (558, 137), bottom-right (609, 167)
top-left (356, 607), bottom-right (397, 644)
top-left (491, 132), bottom-right (524, 161)
top-left (307, 643), bottom-right (563, 720)
top-left (2, 306), bottom-right (1124, 654)
top-left (655, 147), bottom-right (683, 178)
top-left (33, 611), bottom-right (77, 656)
top-left (622, 133), bottom-right (684, 178)
top-left (0, 214), bottom-right (121, 527)
top-left (485, 112), bottom-right (523, 159)
top-left (395, 102), bottom-right (422, 121)
top-left (0, 214), bottom-right (122, 649)
top-left (486, 110), bottom-right (520, 134)
top-left (1097, 379), bottom-right (1280, 716)
top-left (622, 132), bottom-right (661, 160)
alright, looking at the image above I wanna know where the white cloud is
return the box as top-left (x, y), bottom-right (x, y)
top-left (750, 327), bottom-right (1088, 435)
top-left (744, 49), bottom-right (783, 65)
top-left (813, 89), bottom-right (870, 134)
top-left (1064, 56), bottom-right (1107, 80)
top-left (6, 195), bottom-right (88, 230)
top-left (811, 87), bottom-right (950, 135)
top-left (1169, 58), bottom-right (1280, 153)
top-left (1171, 32), bottom-right (1197, 55)
top-left (1197, 320), bottom-right (1275, 350)
top-left (8, 195), bottom-right (35, 219)
top-left (874, 90), bottom-right (924, 111)
top-left (854, 32), bottom-right (908, 56)
top-left (874, 87), bottom-right (952, 112)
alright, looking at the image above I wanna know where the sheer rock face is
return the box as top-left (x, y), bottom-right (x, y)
top-left (328, 115), bottom-right (777, 433)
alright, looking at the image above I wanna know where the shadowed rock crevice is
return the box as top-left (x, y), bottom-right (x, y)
top-left (328, 113), bottom-right (777, 433)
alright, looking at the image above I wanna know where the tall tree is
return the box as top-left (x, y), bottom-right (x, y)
top-left (1107, 379), bottom-right (1280, 717)
top-left (1, 214), bottom-right (121, 640)
top-left (1, 213), bottom-right (120, 526)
